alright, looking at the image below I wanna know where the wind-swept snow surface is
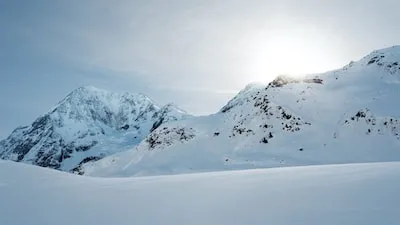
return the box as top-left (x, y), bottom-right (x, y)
top-left (0, 160), bottom-right (399, 225)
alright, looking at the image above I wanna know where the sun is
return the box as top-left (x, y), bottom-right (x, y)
top-left (245, 27), bottom-right (337, 83)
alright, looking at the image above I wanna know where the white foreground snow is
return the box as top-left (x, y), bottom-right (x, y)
top-left (1, 160), bottom-right (399, 225)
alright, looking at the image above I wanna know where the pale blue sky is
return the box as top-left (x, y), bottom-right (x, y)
top-left (1, 0), bottom-right (400, 138)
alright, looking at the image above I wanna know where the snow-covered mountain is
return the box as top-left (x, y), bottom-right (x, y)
top-left (2, 46), bottom-right (400, 177)
top-left (82, 46), bottom-right (400, 177)
top-left (0, 86), bottom-right (190, 171)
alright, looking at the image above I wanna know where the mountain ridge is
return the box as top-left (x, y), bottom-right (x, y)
top-left (0, 86), bottom-right (190, 171)
top-left (2, 46), bottom-right (400, 176)
top-left (81, 46), bottom-right (400, 177)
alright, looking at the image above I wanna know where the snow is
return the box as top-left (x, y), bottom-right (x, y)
top-left (0, 85), bottom-right (190, 171)
top-left (0, 160), bottom-right (399, 225)
top-left (1, 46), bottom-right (400, 225)
top-left (2, 46), bottom-right (400, 178)
top-left (80, 46), bottom-right (400, 177)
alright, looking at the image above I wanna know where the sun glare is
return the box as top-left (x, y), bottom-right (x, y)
top-left (245, 28), bottom-right (336, 83)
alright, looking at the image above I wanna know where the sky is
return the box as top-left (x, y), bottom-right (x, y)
top-left (1, 0), bottom-right (400, 139)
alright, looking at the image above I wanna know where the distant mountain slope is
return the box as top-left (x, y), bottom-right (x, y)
top-left (83, 46), bottom-right (400, 177)
top-left (0, 86), bottom-right (190, 171)
top-left (1, 160), bottom-right (400, 225)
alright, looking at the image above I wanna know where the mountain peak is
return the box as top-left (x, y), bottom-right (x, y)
top-left (372, 45), bottom-right (400, 54)
top-left (0, 86), bottom-right (190, 171)
top-left (359, 46), bottom-right (400, 69)
top-left (76, 85), bottom-right (101, 92)
top-left (68, 85), bottom-right (109, 96)
top-left (160, 103), bottom-right (188, 114)
top-left (68, 85), bottom-right (151, 100)
top-left (54, 86), bottom-right (156, 114)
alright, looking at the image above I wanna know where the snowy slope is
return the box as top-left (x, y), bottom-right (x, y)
top-left (0, 160), bottom-right (399, 225)
top-left (0, 86), bottom-right (190, 171)
top-left (83, 46), bottom-right (400, 177)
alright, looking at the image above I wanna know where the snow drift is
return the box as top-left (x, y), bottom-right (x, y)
top-left (0, 160), bottom-right (399, 225)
